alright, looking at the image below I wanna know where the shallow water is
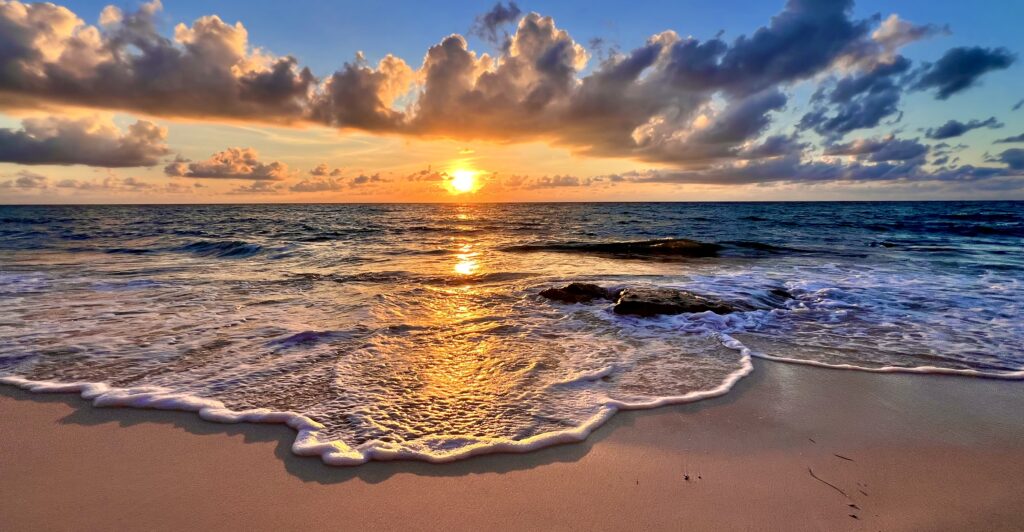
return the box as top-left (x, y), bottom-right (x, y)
top-left (1, 202), bottom-right (1021, 463)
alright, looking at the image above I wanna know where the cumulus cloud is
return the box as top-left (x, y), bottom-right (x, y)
top-left (0, 0), bottom-right (314, 121)
top-left (0, 116), bottom-right (168, 166)
top-left (164, 147), bottom-right (289, 180)
top-left (0, 0), bottom-right (1016, 187)
top-left (913, 47), bottom-right (1016, 100)
top-left (925, 117), bottom-right (1002, 140)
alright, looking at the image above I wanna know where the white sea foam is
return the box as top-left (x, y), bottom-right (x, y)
top-left (0, 332), bottom-right (753, 465)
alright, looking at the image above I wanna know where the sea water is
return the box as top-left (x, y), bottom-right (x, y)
top-left (1, 202), bottom-right (1021, 464)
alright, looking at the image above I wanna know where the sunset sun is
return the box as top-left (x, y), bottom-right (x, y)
top-left (449, 169), bottom-right (478, 194)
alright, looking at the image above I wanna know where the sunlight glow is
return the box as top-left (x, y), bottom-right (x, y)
top-left (449, 169), bottom-right (478, 194)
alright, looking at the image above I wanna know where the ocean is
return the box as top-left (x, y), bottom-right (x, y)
top-left (1, 202), bottom-right (1021, 464)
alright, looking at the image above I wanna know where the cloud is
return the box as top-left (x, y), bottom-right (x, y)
top-left (0, 0), bottom-right (313, 122)
top-left (531, 175), bottom-right (592, 188)
top-left (869, 14), bottom-right (949, 58)
top-left (799, 56), bottom-right (910, 139)
top-left (735, 134), bottom-right (807, 159)
top-left (0, 116), bottom-right (168, 166)
top-left (290, 171), bottom-right (383, 191)
top-left (994, 133), bottom-right (1024, 144)
top-left (1014, 99), bottom-right (1024, 112)
top-left (623, 152), bottom-right (1012, 186)
top-left (470, 2), bottom-right (522, 45)
top-left (309, 163), bottom-right (343, 177)
top-left (0, 170), bottom-right (47, 189)
top-left (164, 147), bottom-right (289, 180)
top-left (824, 135), bottom-right (928, 162)
top-left (4, 171), bottom-right (198, 194)
top-left (405, 168), bottom-right (448, 181)
top-left (350, 173), bottom-right (383, 186)
top-left (998, 149), bottom-right (1024, 170)
top-left (229, 181), bottom-right (282, 194)
top-left (925, 117), bottom-right (1002, 140)
top-left (913, 47), bottom-right (1016, 100)
top-left (289, 176), bottom-right (345, 192)
top-left (0, 0), bottom-right (1016, 187)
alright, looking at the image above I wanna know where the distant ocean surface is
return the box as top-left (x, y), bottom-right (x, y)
top-left (1, 202), bottom-right (1022, 464)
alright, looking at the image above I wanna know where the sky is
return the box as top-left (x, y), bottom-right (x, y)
top-left (0, 0), bottom-right (1022, 203)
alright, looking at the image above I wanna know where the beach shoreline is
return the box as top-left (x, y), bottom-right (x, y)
top-left (2, 358), bottom-right (1022, 531)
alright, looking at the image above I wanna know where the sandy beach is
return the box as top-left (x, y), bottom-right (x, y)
top-left (2, 358), bottom-right (1022, 531)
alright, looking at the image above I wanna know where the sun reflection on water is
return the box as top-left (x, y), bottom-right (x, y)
top-left (453, 243), bottom-right (479, 276)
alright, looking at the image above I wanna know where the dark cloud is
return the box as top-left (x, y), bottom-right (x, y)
top-left (309, 53), bottom-right (413, 130)
top-left (998, 149), bottom-right (1024, 170)
top-left (913, 47), bottom-right (1016, 100)
top-left (1014, 99), bottom-right (1024, 111)
top-left (470, 2), bottom-right (522, 45)
top-left (994, 133), bottom-right (1024, 144)
top-left (926, 117), bottom-right (1003, 140)
top-left (624, 151), bottom-right (1013, 186)
top-left (0, 116), bottom-right (168, 166)
top-left (824, 135), bottom-right (928, 162)
top-left (164, 148), bottom-right (289, 180)
top-left (735, 134), bottom-right (807, 159)
top-left (799, 56), bottom-right (910, 139)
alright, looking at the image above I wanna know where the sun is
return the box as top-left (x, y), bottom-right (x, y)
top-left (449, 169), bottom-right (478, 194)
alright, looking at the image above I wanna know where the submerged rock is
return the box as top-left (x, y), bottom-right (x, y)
top-left (612, 287), bottom-right (739, 316)
top-left (540, 282), bottom-right (618, 303)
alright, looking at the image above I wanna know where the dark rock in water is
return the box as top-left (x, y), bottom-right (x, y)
top-left (505, 238), bottom-right (722, 259)
top-left (613, 287), bottom-right (739, 316)
top-left (540, 282), bottom-right (617, 303)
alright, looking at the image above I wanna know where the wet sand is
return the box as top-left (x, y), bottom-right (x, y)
top-left (2, 359), bottom-right (1023, 531)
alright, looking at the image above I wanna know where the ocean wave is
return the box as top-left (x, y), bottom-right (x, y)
top-left (176, 240), bottom-right (264, 258)
top-left (502, 238), bottom-right (722, 258)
